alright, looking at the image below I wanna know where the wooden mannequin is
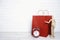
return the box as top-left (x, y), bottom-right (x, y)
top-left (45, 17), bottom-right (55, 38)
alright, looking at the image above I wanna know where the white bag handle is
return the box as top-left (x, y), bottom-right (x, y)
top-left (37, 10), bottom-right (49, 15)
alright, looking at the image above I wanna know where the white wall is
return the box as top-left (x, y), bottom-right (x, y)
top-left (0, 0), bottom-right (60, 32)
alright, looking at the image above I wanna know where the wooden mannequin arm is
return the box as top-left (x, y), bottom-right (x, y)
top-left (45, 19), bottom-right (52, 23)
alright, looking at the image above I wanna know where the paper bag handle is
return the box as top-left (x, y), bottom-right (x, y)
top-left (37, 10), bottom-right (49, 15)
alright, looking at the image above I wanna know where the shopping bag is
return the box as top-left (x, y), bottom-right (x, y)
top-left (31, 10), bottom-right (52, 37)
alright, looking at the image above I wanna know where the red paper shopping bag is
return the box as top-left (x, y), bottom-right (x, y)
top-left (31, 10), bottom-right (52, 38)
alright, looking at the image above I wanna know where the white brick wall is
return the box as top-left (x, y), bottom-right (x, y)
top-left (0, 0), bottom-right (60, 32)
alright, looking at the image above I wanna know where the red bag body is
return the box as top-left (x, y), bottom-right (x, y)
top-left (32, 15), bottom-right (52, 37)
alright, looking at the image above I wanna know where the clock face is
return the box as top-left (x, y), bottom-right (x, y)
top-left (33, 30), bottom-right (39, 37)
